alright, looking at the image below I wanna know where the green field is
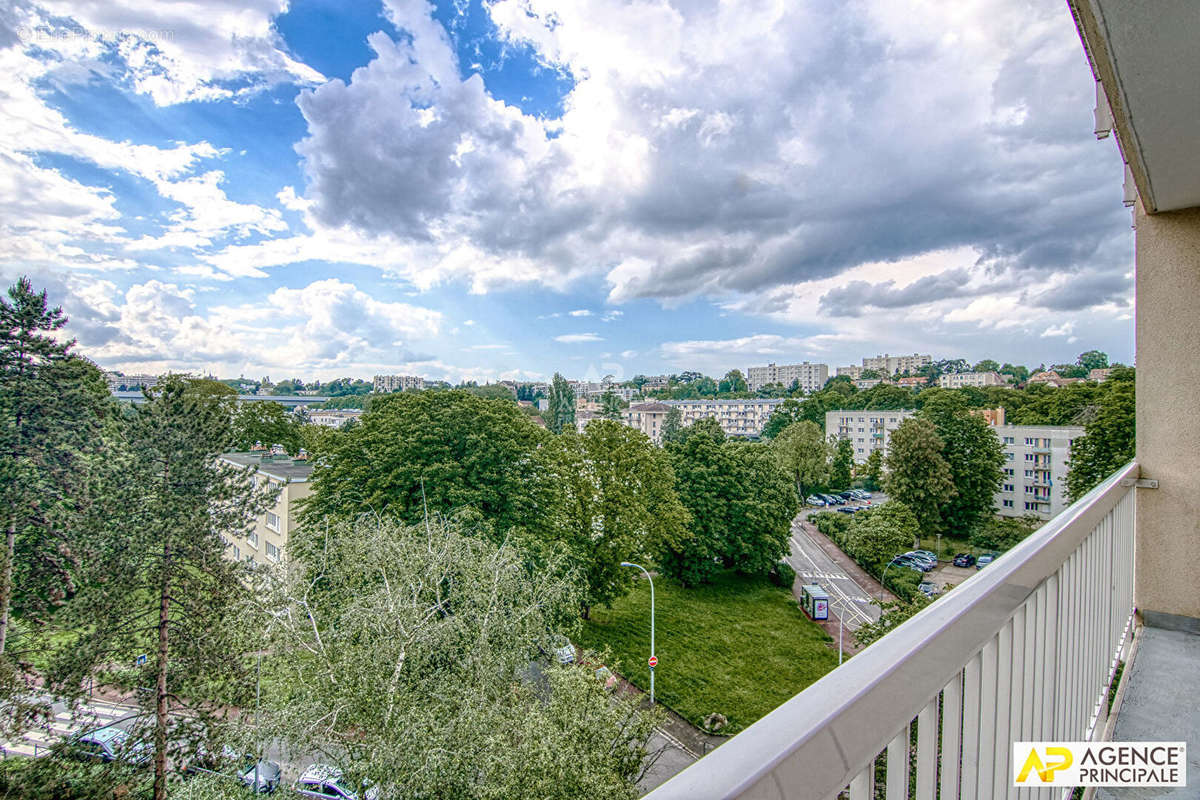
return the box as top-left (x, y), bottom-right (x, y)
top-left (576, 571), bottom-right (839, 734)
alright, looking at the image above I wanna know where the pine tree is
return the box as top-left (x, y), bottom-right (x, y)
top-left (661, 406), bottom-right (684, 444)
top-left (49, 375), bottom-right (276, 800)
top-left (600, 390), bottom-right (623, 420)
top-left (0, 278), bottom-right (110, 668)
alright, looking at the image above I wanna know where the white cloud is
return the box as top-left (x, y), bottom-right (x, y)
top-left (568, 309), bottom-right (592, 317)
top-left (553, 332), bottom-right (603, 343)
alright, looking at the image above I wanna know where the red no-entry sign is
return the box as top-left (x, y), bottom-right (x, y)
top-left (648, 655), bottom-right (658, 668)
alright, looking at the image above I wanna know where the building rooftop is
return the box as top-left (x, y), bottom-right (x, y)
top-left (221, 451), bottom-right (314, 482)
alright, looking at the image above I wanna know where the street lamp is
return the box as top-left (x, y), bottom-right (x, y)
top-left (879, 554), bottom-right (907, 603)
top-left (620, 562), bottom-right (655, 704)
top-left (828, 596), bottom-right (849, 665)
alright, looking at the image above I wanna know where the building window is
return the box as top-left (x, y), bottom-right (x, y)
top-left (266, 542), bottom-right (279, 562)
top-left (1006, 452), bottom-right (1014, 461)
top-left (266, 512), bottom-right (280, 532)
top-left (1003, 484), bottom-right (1014, 492)
top-left (1025, 469), bottom-right (1034, 477)
top-left (1025, 453), bottom-right (1034, 461)
top-left (1004, 436), bottom-right (1014, 444)
top-left (1002, 499), bottom-right (1014, 508)
top-left (247, 531), bottom-right (258, 549)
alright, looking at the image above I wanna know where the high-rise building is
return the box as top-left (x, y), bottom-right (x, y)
top-left (861, 353), bottom-right (932, 375)
top-left (373, 374), bottom-right (425, 393)
top-left (745, 362), bottom-right (829, 392)
top-left (219, 450), bottom-right (313, 569)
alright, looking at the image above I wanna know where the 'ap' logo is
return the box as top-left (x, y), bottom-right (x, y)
top-left (1017, 747), bottom-right (1073, 783)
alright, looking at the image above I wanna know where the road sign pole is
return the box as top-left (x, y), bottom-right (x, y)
top-left (621, 562), bottom-right (655, 705)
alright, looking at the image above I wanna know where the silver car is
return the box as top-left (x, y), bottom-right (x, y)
top-left (296, 764), bottom-right (379, 800)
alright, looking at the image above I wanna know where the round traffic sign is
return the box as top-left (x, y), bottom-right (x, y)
top-left (648, 655), bottom-right (658, 668)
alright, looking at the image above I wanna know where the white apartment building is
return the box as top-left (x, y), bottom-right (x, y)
top-left (219, 451), bottom-right (313, 569)
top-left (825, 410), bottom-right (1083, 520)
top-left (105, 371), bottom-right (159, 391)
top-left (937, 371), bottom-right (1007, 389)
top-left (826, 409), bottom-right (917, 463)
top-left (373, 374), bottom-right (425, 393)
top-left (836, 365), bottom-right (864, 379)
top-left (745, 362), bottom-right (829, 392)
top-left (666, 398), bottom-right (784, 438)
top-left (861, 353), bottom-right (932, 375)
top-left (309, 409), bottom-right (363, 428)
top-left (994, 424), bottom-right (1083, 520)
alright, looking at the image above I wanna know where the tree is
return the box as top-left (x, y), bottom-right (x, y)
top-left (863, 448), bottom-right (884, 491)
top-left (232, 401), bottom-right (303, 453)
top-left (661, 406), bottom-right (684, 444)
top-left (846, 510), bottom-right (918, 575)
top-left (971, 515), bottom-right (1041, 552)
top-left (535, 421), bottom-right (689, 617)
top-left (719, 369), bottom-right (748, 394)
top-left (1067, 380), bottom-right (1135, 499)
top-left (973, 359), bottom-right (1001, 373)
top-left (547, 372), bottom-right (576, 434)
top-left (882, 419), bottom-right (956, 536)
top-left (770, 421), bottom-right (830, 500)
top-left (761, 398), bottom-right (803, 439)
top-left (258, 515), bottom-right (663, 800)
top-left (919, 393), bottom-right (1004, 537)
top-left (830, 437), bottom-right (854, 489)
top-left (600, 391), bottom-right (623, 420)
top-left (299, 391), bottom-right (546, 540)
top-left (47, 376), bottom-right (276, 800)
top-left (1077, 350), bottom-right (1110, 373)
top-left (0, 278), bottom-right (111, 664)
top-left (853, 598), bottom-right (930, 648)
top-left (1000, 363), bottom-right (1030, 383)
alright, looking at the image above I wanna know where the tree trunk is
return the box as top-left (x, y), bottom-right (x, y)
top-left (153, 539), bottom-right (170, 800)
top-left (0, 519), bottom-right (14, 655)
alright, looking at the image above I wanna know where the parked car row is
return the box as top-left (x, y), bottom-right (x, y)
top-left (888, 550), bottom-right (938, 573)
top-left (805, 489), bottom-right (872, 507)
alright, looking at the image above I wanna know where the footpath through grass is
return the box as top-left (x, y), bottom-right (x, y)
top-left (576, 571), bottom-right (838, 735)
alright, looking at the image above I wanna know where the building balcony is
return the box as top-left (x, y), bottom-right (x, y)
top-left (646, 462), bottom-right (1197, 798)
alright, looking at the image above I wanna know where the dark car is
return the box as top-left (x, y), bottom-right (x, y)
top-left (836, 506), bottom-right (858, 514)
top-left (820, 494), bottom-right (844, 505)
top-left (71, 725), bottom-right (151, 766)
top-left (888, 556), bottom-right (926, 573)
top-left (838, 491), bottom-right (856, 500)
top-left (953, 553), bottom-right (976, 567)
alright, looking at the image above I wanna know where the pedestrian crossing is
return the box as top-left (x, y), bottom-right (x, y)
top-left (0, 699), bottom-right (137, 759)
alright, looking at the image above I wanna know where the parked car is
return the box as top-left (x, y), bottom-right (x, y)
top-left (952, 553), bottom-right (976, 568)
top-left (296, 764), bottom-right (379, 800)
top-left (240, 759), bottom-right (283, 793)
top-left (888, 557), bottom-right (926, 573)
top-left (71, 725), bottom-right (151, 766)
top-left (902, 551), bottom-right (937, 569)
top-left (917, 581), bottom-right (941, 598)
top-left (848, 489), bottom-right (868, 500)
top-left (553, 638), bottom-right (576, 665)
top-left (805, 495), bottom-right (826, 506)
top-left (976, 552), bottom-right (999, 570)
top-left (893, 554), bottom-right (934, 572)
top-left (838, 491), bottom-right (856, 500)
top-left (856, 490), bottom-right (873, 499)
top-left (820, 494), bottom-right (844, 505)
top-left (911, 550), bottom-right (938, 565)
top-left (836, 506), bottom-right (858, 514)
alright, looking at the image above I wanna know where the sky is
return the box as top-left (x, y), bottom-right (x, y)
top-left (1, 0), bottom-right (1136, 384)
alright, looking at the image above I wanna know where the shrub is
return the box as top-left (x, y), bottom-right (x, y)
top-left (770, 561), bottom-right (796, 588)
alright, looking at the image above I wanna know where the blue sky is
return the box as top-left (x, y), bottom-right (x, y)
top-left (1, 0), bottom-right (1135, 383)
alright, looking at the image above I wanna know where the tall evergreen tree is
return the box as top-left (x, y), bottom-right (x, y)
top-left (660, 406), bottom-right (684, 444)
top-left (599, 390), bottom-right (623, 420)
top-left (0, 278), bottom-right (110, 668)
top-left (49, 376), bottom-right (276, 800)
top-left (547, 372), bottom-right (576, 434)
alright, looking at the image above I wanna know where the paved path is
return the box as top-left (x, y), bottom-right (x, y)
top-left (0, 697), bottom-right (137, 759)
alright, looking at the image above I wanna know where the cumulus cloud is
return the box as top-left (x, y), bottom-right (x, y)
top-left (288, 0), bottom-right (1130, 319)
top-left (553, 332), bottom-right (603, 343)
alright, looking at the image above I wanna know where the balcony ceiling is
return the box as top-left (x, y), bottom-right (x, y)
top-left (1073, 0), bottom-right (1200, 213)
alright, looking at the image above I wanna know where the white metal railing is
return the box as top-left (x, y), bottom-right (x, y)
top-left (647, 462), bottom-right (1139, 800)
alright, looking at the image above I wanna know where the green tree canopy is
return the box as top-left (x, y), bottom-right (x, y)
top-left (661, 406), bottom-right (684, 444)
top-left (1076, 350), bottom-right (1110, 372)
top-left (547, 372), bottom-right (576, 434)
top-left (769, 420), bottom-right (830, 500)
top-left (299, 390), bottom-right (547, 539)
top-left (882, 418), bottom-right (956, 536)
top-left (719, 369), bottom-right (748, 393)
top-left (829, 437), bottom-right (854, 489)
top-left (1067, 380), bottom-right (1135, 499)
top-left (600, 391), bottom-right (623, 420)
top-left (918, 393), bottom-right (1004, 536)
top-left (232, 400), bottom-right (303, 453)
top-left (535, 421), bottom-right (690, 616)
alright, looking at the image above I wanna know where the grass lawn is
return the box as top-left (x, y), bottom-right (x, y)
top-left (576, 571), bottom-right (839, 734)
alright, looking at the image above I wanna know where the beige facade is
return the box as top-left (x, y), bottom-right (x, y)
top-left (624, 401), bottom-right (672, 444)
top-left (835, 365), bottom-right (863, 380)
top-left (826, 409), bottom-right (915, 464)
top-left (938, 370), bottom-right (1006, 389)
top-left (220, 452), bottom-right (313, 569)
top-left (372, 374), bottom-right (425, 393)
top-left (994, 424), bottom-right (1083, 520)
top-left (745, 362), bottom-right (828, 392)
top-left (667, 399), bottom-right (783, 438)
top-left (862, 353), bottom-right (931, 375)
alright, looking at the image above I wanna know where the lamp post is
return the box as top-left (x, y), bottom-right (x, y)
top-left (829, 596), bottom-right (848, 665)
top-left (879, 554), bottom-right (906, 603)
top-left (620, 561), bottom-right (655, 704)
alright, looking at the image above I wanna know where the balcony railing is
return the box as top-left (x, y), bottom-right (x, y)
top-left (647, 461), bottom-right (1139, 800)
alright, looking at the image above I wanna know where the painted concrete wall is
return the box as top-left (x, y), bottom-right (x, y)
top-left (1135, 201), bottom-right (1200, 625)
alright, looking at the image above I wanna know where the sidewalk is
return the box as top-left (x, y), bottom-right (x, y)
top-left (799, 519), bottom-right (896, 605)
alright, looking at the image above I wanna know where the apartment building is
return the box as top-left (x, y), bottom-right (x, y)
top-left (219, 450), bottom-right (313, 568)
top-left (665, 398), bottom-right (784, 438)
top-left (825, 409), bottom-right (916, 463)
top-left (372, 374), bottom-right (425, 393)
top-left (745, 362), bottom-right (828, 392)
top-left (861, 353), bottom-right (932, 375)
top-left (937, 370), bottom-right (1006, 389)
top-left (104, 371), bottom-right (159, 391)
top-left (835, 365), bottom-right (863, 380)
top-left (624, 401), bottom-right (673, 444)
top-left (994, 424), bottom-right (1083, 520)
top-left (309, 409), bottom-right (363, 428)
top-left (640, 375), bottom-right (672, 390)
